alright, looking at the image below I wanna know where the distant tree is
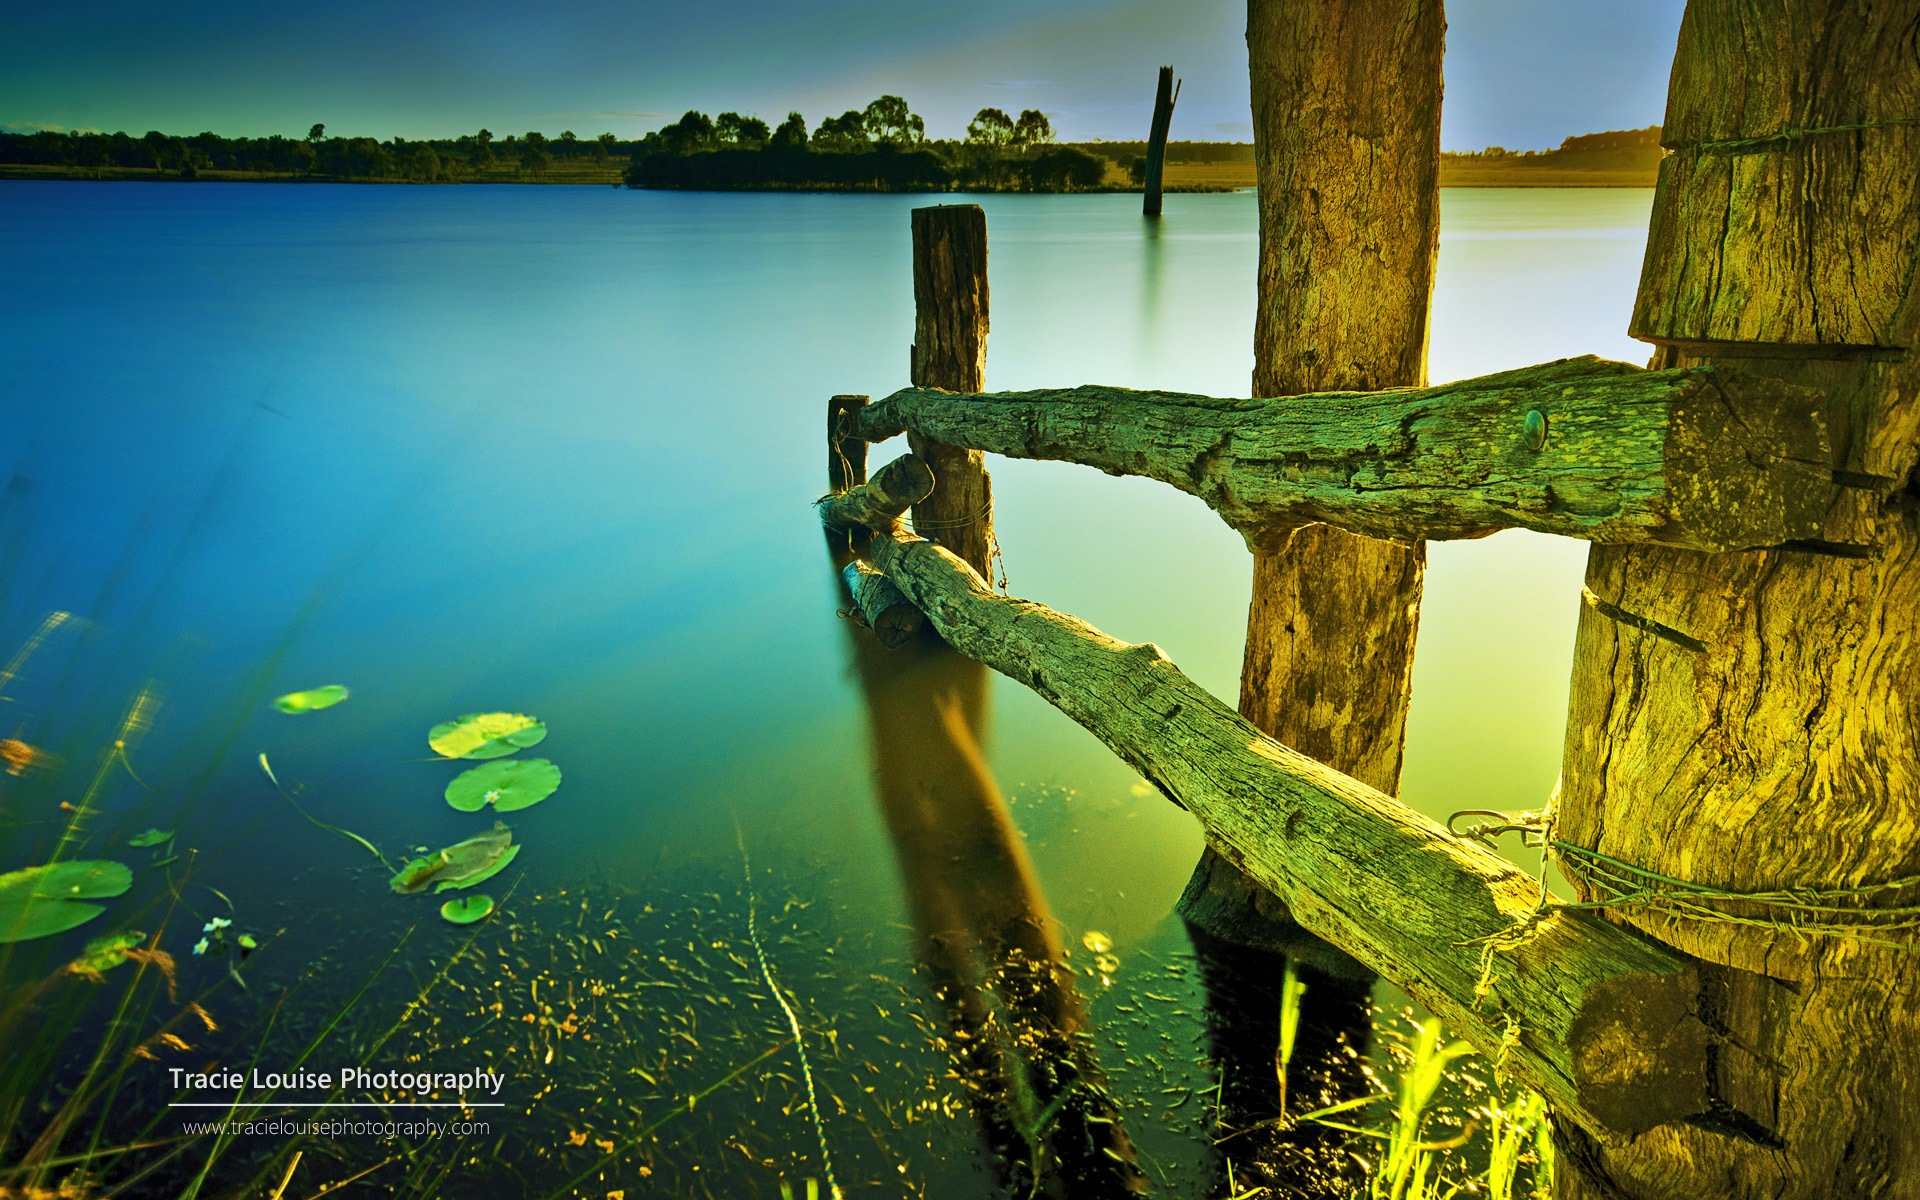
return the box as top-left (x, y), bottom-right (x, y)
top-left (713, 112), bottom-right (770, 147)
top-left (307, 123), bottom-right (325, 142)
top-left (965, 108), bottom-right (1015, 147)
top-left (520, 143), bottom-right (552, 176)
top-left (1023, 146), bottom-right (1105, 191)
top-left (1119, 154), bottom-right (1146, 185)
top-left (861, 95), bottom-right (925, 148)
top-left (1011, 109), bottom-right (1054, 147)
top-left (290, 139), bottom-right (316, 177)
top-left (523, 131), bottom-right (549, 151)
top-left (769, 112), bottom-right (808, 151)
top-left (472, 128), bottom-right (495, 167)
top-left (406, 142), bottom-right (441, 182)
top-left (811, 110), bottom-right (869, 153)
top-left (593, 132), bottom-right (616, 163)
top-left (658, 111), bottom-right (715, 155)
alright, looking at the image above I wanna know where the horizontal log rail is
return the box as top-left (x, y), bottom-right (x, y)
top-left (849, 355), bottom-right (1838, 553)
top-left (822, 458), bottom-right (1715, 1141)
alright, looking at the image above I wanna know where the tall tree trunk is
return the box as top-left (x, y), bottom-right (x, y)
top-left (1183, 0), bottom-right (1442, 1187)
top-left (1553, 2), bottom-right (1920, 1195)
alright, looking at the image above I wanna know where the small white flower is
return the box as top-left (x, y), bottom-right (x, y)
top-left (205, 917), bottom-right (231, 931)
top-left (192, 938), bottom-right (210, 956)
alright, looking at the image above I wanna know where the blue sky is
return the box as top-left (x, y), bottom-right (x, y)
top-left (3, 0), bottom-right (1684, 149)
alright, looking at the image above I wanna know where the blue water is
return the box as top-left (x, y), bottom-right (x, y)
top-left (0, 181), bottom-right (1656, 1194)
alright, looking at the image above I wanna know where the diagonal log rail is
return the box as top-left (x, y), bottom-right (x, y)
top-left (825, 473), bottom-right (1713, 1141)
top-left (849, 355), bottom-right (1837, 553)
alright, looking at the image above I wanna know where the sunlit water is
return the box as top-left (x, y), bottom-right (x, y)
top-left (1, 183), bottom-right (1652, 1196)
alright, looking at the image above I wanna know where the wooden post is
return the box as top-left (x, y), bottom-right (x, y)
top-left (1551, 3), bottom-right (1920, 1196)
top-left (1179, 0), bottom-right (1443, 1017)
top-left (1142, 66), bottom-right (1179, 217)
top-left (908, 206), bottom-right (995, 582)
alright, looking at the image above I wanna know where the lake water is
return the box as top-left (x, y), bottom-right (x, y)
top-left (1, 183), bottom-right (1654, 1197)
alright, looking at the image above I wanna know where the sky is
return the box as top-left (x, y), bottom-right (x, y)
top-left (3, 0), bottom-right (1685, 150)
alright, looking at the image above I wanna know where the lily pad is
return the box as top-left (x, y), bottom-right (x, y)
top-left (72, 931), bottom-right (145, 973)
top-left (445, 759), bottom-right (562, 814)
top-left (428, 713), bottom-right (546, 760)
top-left (128, 828), bottom-right (175, 848)
top-left (390, 823), bottom-right (521, 895)
top-left (0, 861), bottom-right (134, 943)
top-left (440, 895), bottom-right (495, 925)
top-left (274, 685), bottom-right (350, 714)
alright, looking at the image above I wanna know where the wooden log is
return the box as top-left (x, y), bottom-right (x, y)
top-left (842, 560), bottom-right (925, 649)
top-left (908, 206), bottom-right (996, 580)
top-left (855, 356), bottom-right (1835, 552)
top-left (816, 454), bottom-right (934, 533)
top-left (1142, 66), bottom-right (1178, 218)
top-left (857, 526), bottom-right (1711, 1141)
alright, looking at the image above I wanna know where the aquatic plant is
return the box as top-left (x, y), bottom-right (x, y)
top-left (67, 931), bottom-right (145, 976)
top-left (445, 757), bottom-right (561, 813)
top-left (427, 712), bottom-right (546, 760)
top-left (390, 822), bottom-right (520, 894)
top-left (271, 684), bottom-right (350, 713)
top-left (0, 860), bottom-right (134, 943)
top-left (439, 894), bottom-right (494, 924)
top-left (128, 828), bottom-right (175, 848)
top-left (258, 753), bottom-right (391, 869)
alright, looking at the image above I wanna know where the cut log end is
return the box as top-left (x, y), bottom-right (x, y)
top-left (1565, 965), bottom-right (1713, 1137)
top-left (818, 453), bottom-right (936, 532)
top-left (842, 560), bottom-right (925, 649)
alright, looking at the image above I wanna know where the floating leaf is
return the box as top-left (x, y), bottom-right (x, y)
top-left (128, 828), bottom-right (175, 848)
top-left (428, 713), bottom-right (546, 760)
top-left (440, 895), bottom-right (495, 925)
top-left (71, 931), bottom-right (145, 974)
top-left (237, 933), bottom-right (258, 951)
top-left (0, 861), bottom-right (134, 943)
top-left (445, 759), bottom-right (562, 813)
top-left (390, 823), bottom-right (521, 895)
top-left (273, 685), bottom-right (350, 714)
top-left (437, 844), bottom-right (520, 893)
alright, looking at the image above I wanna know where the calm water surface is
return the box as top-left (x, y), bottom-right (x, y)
top-left (1, 183), bottom-right (1653, 1196)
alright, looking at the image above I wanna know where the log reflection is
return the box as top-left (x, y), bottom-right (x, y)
top-left (1186, 921), bottom-right (1375, 1198)
top-left (838, 595), bottom-right (1146, 1196)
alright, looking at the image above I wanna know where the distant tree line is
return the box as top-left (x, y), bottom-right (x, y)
top-left (627, 96), bottom-right (1112, 192)
top-left (0, 124), bottom-right (644, 181)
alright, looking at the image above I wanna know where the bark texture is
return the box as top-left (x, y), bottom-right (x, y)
top-left (1555, 2), bottom-right (1920, 1195)
top-left (855, 359), bottom-right (1836, 551)
top-left (858, 527), bottom-right (1711, 1141)
top-left (908, 205), bottom-right (996, 580)
top-left (1193, 0), bottom-right (1442, 962)
top-left (842, 560), bottom-right (924, 649)
top-left (816, 453), bottom-right (934, 533)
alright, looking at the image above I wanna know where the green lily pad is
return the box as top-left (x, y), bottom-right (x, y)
top-left (428, 713), bottom-right (546, 760)
top-left (72, 931), bottom-right (145, 973)
top-left (0, 861), bottom-right (134, 943)
top-left (274, 685), bottom-right (350, 714)
top-left (237, 933), bottom-right (258, 951)
top-left (128, 828), bottom-right (175, 848)
top-left (445, 759), bottom-right (562, 814)
top-left (440, 895), bottom-right (495, 925)
top-left (390, 823), bottom-right (521, 895)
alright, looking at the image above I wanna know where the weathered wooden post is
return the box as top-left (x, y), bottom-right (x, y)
top-left (1180, 0), bottom-right (1442, 992)
top-left (1178, 0), bottom-right (1441, 1180)
top-left (907, 206), bottom-right (995, 582)
top-left (1551, 3), bottom-right (1920, 1196)
top-left (1142, 66), bottom-right (1179, 217)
